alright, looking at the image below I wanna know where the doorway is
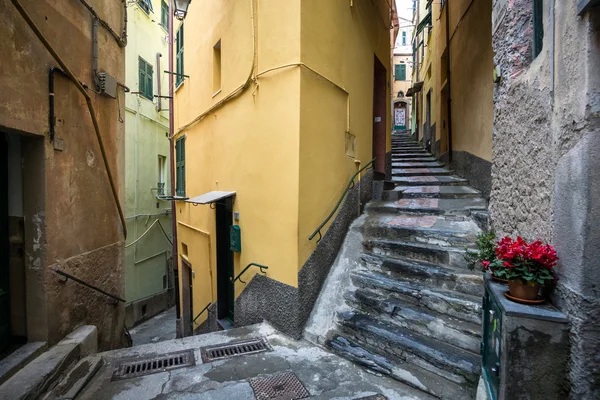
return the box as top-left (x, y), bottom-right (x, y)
top-left (425, 90), bottom-right (432, 150)
top-left (372, 56), bottom-right (387, 176)
top-left (215, 197), bottom-right (234, 324)
top-left (1, 135), bottom-right (9, 352)
top-left (181, 259), bottom-right (193, 336)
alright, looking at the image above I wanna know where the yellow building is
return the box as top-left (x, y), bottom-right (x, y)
top-left (173, 0), bottom-right (397, 337)
top-left (409, 0), bottom-right (493, 197)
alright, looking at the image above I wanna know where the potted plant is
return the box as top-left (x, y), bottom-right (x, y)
top-left (464, 232), bottom-right (506, 282)
top-left (493, 236), bottom-right (558, 301)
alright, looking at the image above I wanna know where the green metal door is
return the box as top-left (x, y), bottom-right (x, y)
top-left (482, 286), bottom-right (502, 400)
top-left (0, 136), bottom-right (10, 352)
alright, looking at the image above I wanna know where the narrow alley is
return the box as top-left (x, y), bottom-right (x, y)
top-left (1, 0), bottom-right (599, 399)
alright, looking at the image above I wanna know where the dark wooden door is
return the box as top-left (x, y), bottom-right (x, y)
top-left (0, 135), bottom-right (10, 352)
top-left (215, 197), bottom-right (234, 322)
top-left (372, 56), bottom-right (387, 176)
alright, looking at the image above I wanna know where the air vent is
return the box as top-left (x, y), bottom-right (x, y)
top-left (200, 337), bottom-right (272, 363)
top-left (249, 371), bottom-right (309, 400)
top-left (111, 349), bottom-right (195, 381)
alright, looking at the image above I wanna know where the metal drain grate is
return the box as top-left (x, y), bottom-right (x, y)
top-left (200, 337), bottom-right (272, 362)
top-left (355, 396), bottom-right (388, 400)
top-left (111, 349), bottom-right (195, 381)
top-left (249, 371), bottom-right (310, 400)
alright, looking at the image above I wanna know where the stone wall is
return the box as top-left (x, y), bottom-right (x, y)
top-left (492, 1), bottom-right (600, 397)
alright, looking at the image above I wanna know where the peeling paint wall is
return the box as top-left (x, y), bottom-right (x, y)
top-left (492, 1), bottom-right (600, 397)
top-left (0, 0), bottom-right (126, 350)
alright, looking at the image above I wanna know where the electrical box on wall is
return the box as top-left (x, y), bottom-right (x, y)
top-left (230, 225), bottom-right (241, 253)
top-left (97, 72), bottom-right (118, 99)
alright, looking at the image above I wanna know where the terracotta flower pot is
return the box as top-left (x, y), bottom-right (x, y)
top-left (508, 279), bottom-right (541, 300)
top-left (491, 274), bottom-right (508, 284)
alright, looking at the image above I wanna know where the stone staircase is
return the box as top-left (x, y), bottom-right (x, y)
top-left (308, 132), bottom-right (487, 399)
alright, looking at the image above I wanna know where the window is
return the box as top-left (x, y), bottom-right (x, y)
top-left (138, 0), bottom-right (154, 15)
top-left (213, 40), bottom-right (222, 93)
top-left (395, 64), bottom-right (406, 81)
top-left (138, 57), bottom-right (153, 100)
top-left (175, 137), bottom-right (186, 196)
top-left (532, 0), bottom-right (544, 59)
top-left (161, 1), bottom-right (169, 29)
top-left (402, 31), bottom-right (407, 46)
top-left (158, 155), bottom-right (166, 195)
top-left (175, 24), bottom-right (184, 87)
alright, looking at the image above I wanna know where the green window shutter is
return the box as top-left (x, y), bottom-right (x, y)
top-left (176, 137), bottom-right (186, 196)
top-left (139, 58), bottom-right (153, 100)
top-left (394, 64), bottom-right (401, 81)
top-left (399, 64), bottom-right (406, 81)
top-left (532, 0), bottom-right (544, 59)
top-left (146, 62), bottom-right (153, 99)
top-left (139, 59), bottom-right (145, 97)
top-left (161, 1), bottom-right (168, 28)
top-left (176, 25), bottom-right (184, 86)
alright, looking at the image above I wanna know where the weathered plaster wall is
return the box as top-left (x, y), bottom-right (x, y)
top-left (492, 1), bottom-right (600, 397)
top-left (0, 0), bottom-right (126, 349)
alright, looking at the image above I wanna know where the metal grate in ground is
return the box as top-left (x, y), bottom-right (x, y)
top-left (200, 337), bottom-right (272, 363)
top-left (249, 371), bottom-right (310, 400)
top-left (354, 395), bottom-right (388, 400)
top-left (111, 349), bottom-right (195, 381)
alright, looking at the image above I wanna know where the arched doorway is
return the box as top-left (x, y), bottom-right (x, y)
top-left (393, 101), bottom-right (408, 131)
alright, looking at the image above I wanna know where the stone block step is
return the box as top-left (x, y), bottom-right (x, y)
top-left (363, 237), bottom-right (471, 269)
top-left (43, 356), bottom-right (103, 400)
top-left (392, 156), bottom-right (439, 162)
top-left (336, 312), bottom-right (481, 385)
top-left (367, 198), bottom-right (487, 215)
top-left (348, 288), bottom-right (481, 353)
top-left (394, 150), bottom-right (430, 155)
top-left (392, 154), bottom-right (435, 160)
top-left (391, 146), bottom-right (424, 151)
top-left (328, 336), bottom-right (474, 400)
top-left (392, 168), bottom-right (452, 177)
top-left (361, 213), bottom-right (481, 246)
top-left (361, 253), bottom-right (484, 297)
top-left (392, 161), bottom-right (446, 169)
top-left (0, 342), bottom-right (47, 386)
top-left (390, 175), bottom-right (469, 186)
top-left (397, 185), bottom-right (482, 199)
top-left (351, 270), bottom-right (482, 325)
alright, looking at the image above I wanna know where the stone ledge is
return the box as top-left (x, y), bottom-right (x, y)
top-left (0, 342), bottom-right (47, 386)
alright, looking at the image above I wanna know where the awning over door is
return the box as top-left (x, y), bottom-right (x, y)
top-left (406, 81), bottom-right (424, 96)
top-left (185, 191), bottom-right (236, 205)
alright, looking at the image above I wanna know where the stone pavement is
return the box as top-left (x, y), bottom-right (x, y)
top-left (130, 307), bottom-right (177, 346)
top-left (77, 322), bottom-right (434, 400)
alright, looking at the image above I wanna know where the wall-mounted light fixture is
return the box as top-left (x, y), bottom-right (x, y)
top-left (173, 0), bottom-right (192, 20)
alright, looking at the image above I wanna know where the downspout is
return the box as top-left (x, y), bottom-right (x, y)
top-left (49, 67), bottom-right (66, 142)
top-left (157, 53), bottom-right (163, 112)
top-left (168, 0), bottom-right (182, 337)
top-left (549, 0), bottom-right (555, 104)
top-left (445, 1), bottom-right (453, 163)
top-left (92, 18), bottom-right (100, 91)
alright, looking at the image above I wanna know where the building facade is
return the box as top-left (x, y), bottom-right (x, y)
top-left (391, 0), bottom-right (414, 131)
top-left (123, 0), bottom-right (174, 328)
top-left (0, 0), bottom-right (127, 351)
top-left (173, 0), bottom-right (395, 338)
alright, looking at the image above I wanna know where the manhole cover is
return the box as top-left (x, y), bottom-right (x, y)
top-left (200, 337), bottom-right (272, 363)
top-left (111, 349), bottom-right (195, 381)
top-left (249, 371), bottom-right (310, 400)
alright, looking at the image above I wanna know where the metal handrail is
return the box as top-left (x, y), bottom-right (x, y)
top-left (231, 263), bottom-right (269, 284)
top-left (192, 302), bottom-right (212, 326)
top-left (51, 268), bottom-right (125, 303)
top-left (308, 158), bottom-right (376, 242)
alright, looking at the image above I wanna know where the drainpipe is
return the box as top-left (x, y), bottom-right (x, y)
top-left (168, 0), bottom-right (182, 338)
top-left (445, 1), bottom-right (453, 163)
top-left (92, 18), bottom-right (99, 90)
top-left (49, 67), bottom-right (66, 142)
top-left (157, 53), bottom-right (163, 112)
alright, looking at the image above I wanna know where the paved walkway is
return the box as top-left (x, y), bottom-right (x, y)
top-left (129, 307), bottom-right (177, 346)
top-left (78, 323), bottom-right (434, 400)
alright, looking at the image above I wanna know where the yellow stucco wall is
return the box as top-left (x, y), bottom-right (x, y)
top-left (174, 0), bottom-right (392, 329)
top-left (447, 0), bottom-right (493, 162)
top-left (297, 0), bottom-right (392, 268)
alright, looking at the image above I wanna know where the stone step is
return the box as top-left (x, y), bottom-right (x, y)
top-left (364, 237), bottom-right (471, 269)
top-left (361, 253), bottom-right (484, 297)
top-left (392, 154), bottom-right (435, 160)
top-left (391, 146), bottom-right (424, 150)
top-left (328, 336), bottom-right (474, 400)
top-left (397, 185), bottom-right (482, 199)
top-left (348, 288), bottom-right (481, 353)
top-left (394, 150), bottom-right (430, 155)
top-left (392, 168), bottom-right (452, 177)
top-left (361, 213), bottom-right (481, 246)
top-left (367, 198), bottom-right (487, 215)
top-left (43, 356), bottom-right (103, 400)
top-left (392, 161), bottom-right (446, 169)
top-left (390, 175), bottom-right (469, 186)
top-left (0, 342), bottom-right (47, 386)
top-left (336, 312), bottom-right (481, 385)
top-left (351, 270), bottom-right (482, 325)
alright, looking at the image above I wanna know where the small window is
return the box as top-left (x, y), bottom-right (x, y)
top-left (137, 0), bottom-right (154, 15)
top-left (213, 40), bottom-right (222, 93)
top-left (395, 64), bottom-right (406, 81)
top-left (532, 0), bottom-right (544, 59)
top-left (175, 137), bottom-right (186, 197)
top-left (398, 91), bottom-right (405, 98)
top-left (158, 155), bottom-right (166, 195)
top-left (175, 24), bottom-right (185, 87)
top-left (402, 31), bottom-right (407, 46)
top-left (161, 1), bottom-right (169, 29)
top-left (138, 57), bottom-right (154, 100)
